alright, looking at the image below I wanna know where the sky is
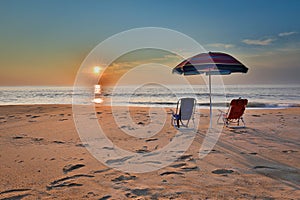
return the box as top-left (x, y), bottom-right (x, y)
top-left (0, 0), bottom-right (299, 86)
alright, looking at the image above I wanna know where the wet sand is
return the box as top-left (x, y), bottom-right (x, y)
top-left (0, 105), bottom-right (299, 199)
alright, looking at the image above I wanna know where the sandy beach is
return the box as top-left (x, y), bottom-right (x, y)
top-left (0, 105), bottom-right (299, 199)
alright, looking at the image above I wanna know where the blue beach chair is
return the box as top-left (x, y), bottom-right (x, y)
top-left (171, 98), bottom-right (196, 128)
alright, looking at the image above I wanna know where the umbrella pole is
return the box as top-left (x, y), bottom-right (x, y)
top-left (209, 73), bottom-right (212, 128)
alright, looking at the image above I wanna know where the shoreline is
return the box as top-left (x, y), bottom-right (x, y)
top-left (1, 103), bottom-right (299, 110)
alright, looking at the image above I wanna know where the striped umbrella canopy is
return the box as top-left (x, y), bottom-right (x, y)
top-left (172, 52), bottom-right (248, 128)
top-left (173, 52), bottom-right (248, 75)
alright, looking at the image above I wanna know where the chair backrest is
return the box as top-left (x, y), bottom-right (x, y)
top-left (227, 98), bottom-right (248, 119)
top-left (178, 98), bottom-right (196, 120)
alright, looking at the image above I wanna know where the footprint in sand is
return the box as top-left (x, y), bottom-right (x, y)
top-left (170, 163), bottom-right (186, 168)
top-left (12, 135), bottom-right (25, 139)
top-left (135, 146), bottom-right (149, 153)
top-left (145, 138), bottom-right (158, 142)
top-left (125, 188), bottom-right (150, 198)
top-left (105, 155), bottom-right (134, 165)
top-left (253, 166), bottom-right (276, 170)
top-left (99, 195), bottom-right (112, 200)
top-left (0, 188), bottom-right (31, 195)
top-left (181, 166), bottom-right (199, 172)
top-left (0, 188), bottom-right (32, 199)
top-left (160, 171), bottom-right (183, 176)
top-left (249, 152), bottom-right (258, 155)
top-left (58, 118), bottom-right (68, 121)
top-left (83, 191), bottom-right (97, 198)
top-left (63, 163), bottom-right (85, 173)
top-left (177, 154), bottom-right (193, 161)
top-left (93, 168), bottom-right (111, 174)
top-left (46, 174), bottom-right (94, 190)
top-left (53, 140), bottom-right (65, 144)
top-left (210, 149), bottom-right (221, 153)
top-left (76, 143), bottom-right (89, 147)
top-left (282, 150), bottom-right (298, 153)
top-left (211, 169), bottom-right (234, 174)
top-left (135, 149), bottom-right (150, 153)
top-left (130, 188), bottom-right (150, 196)
top-left (111, 175), bottom-right (137, 182)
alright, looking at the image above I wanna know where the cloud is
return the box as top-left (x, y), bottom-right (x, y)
top-left (278, 31), bottom-right (297, 37)
top-left (242, 38), bottom-right (275, 46)
top-left (206, 43), bottom-right (235, 49)
top-left (228, 48), bottom-right (300, 84)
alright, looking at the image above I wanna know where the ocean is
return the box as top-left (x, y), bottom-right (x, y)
top-left (0, 85), bottom-right (299, 108)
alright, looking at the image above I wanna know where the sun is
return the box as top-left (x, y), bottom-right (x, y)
top-left (93, 66), bottom-right (101, 74)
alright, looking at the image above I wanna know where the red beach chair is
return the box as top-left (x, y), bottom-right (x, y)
top-left (218, 98), bottom-right (248, 128)
top-left (171, 98), bottom-right (196, 128)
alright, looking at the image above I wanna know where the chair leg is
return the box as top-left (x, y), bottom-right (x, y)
top-left (171, 116), bottom-right (177, 128)
top-left (192, 118), bottom-right (195, 130)
top-left (241, 117), bottom-right (245, 127)
top-left (217, 113), bottom-right (222, 124)
top-left (225, 119), bottom-right (229, 127)
top-left (183, 119), bottom-right (190, 128)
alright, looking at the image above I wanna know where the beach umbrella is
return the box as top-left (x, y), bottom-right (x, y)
top-left (172, 52), bottom-right (248, 128)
